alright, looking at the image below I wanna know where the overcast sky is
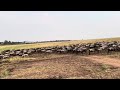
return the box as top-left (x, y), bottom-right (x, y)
top-left (0, 11), bottom-right (120, 42)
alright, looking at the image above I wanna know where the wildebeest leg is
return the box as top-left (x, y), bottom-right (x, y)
top-left (75, 51), bottom-right (77, 54)
top-left (98, 50), bottom-right (99, 54)
top-left (70, 50), bottom-right (72, 54)
top-left (89, 50), bottom-right (90, 55)
top-left (73, 51), bottom-right (75, 53)
top-left (72, 50), bottom-right (74, 54)
top-left (98, 50), bottom-right (102, 54)
top-left (85, 51), bottom-right (87, 55)
top-left (107, 49), bottom-right (110, 55)
top-left (77, 51), bottom-right (80, 55)
top-left (81, 51), bottom-right (83, 55)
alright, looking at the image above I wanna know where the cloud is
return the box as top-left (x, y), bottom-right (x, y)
top-left (0, 11), bottom-right (120, 41)
top-left (41, 12), bottom-right (49, 16)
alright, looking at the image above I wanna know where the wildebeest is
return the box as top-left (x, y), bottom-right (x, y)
top-left (22, 54), bottom-right (29, 57)
top-left (0, 41), bottom-right (119, 60)
top-left (0, 55), bottom-right (4, 59)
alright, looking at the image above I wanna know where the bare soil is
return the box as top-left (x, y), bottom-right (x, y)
top-left (82, 55), bottom-right (120, 68)
top-left (1, 53), bottom-right (120, 79)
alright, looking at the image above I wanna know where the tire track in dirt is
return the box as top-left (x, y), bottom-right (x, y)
top-left (82, 55), bottom-right (120, 68)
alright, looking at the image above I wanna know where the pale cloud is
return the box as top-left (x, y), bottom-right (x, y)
top-left (0, 11), bottom-right (119, 41)
top-left (41, 12), bottom-right (49, 16)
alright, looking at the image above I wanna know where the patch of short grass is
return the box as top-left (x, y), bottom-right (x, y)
top-left (0, 69), bottom-right (11, 78)
top-left (100, 64), bottom-right (111, 71)
top-left (3, 54), bottom-right (68, 64)
top-left (7, 56), bottom-right (36, 63)
top-left (47, 75), bottom-right (63, 79)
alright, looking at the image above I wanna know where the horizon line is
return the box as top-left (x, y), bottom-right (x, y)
top-left (0, 36), bottom-right (120, 42)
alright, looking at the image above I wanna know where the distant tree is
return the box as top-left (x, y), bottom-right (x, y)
top-left (1, 40), bottom-right (35, 45)
top-left (3, 40), bottom-right (9, 45)
top-left (8, 41), bottom-right (11, 44)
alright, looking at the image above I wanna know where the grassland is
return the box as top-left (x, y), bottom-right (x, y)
top-left (0, 37), bottom-right (120, 53)
top-left (0, 37), bottom-right (120, 79)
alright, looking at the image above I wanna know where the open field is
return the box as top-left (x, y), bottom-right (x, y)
top-left (0, 52), bottom-right (120, 79)
top-left (0, 37), bottom-right (120, 53)
top-left (0, 37), bottom-right (120, 79)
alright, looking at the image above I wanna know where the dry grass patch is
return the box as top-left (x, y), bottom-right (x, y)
top-left (0, 37), bottom-right (120, 53)
top-left (2, 54), bottom-right (69, 64)
top-left (0, 69), bottom-right (10, 78)
top-left (0, 65), bottom-right (15, 78)
top-left (7, 56), bottom-right (36, 63)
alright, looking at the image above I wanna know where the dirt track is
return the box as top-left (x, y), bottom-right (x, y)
top-left (82, 55), bottom-right (120, 68)
top-left (1, 54), bottom-right (120, 79)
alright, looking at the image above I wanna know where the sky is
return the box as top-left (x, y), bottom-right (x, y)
top-left (0, 11), bottom-right (120, 42)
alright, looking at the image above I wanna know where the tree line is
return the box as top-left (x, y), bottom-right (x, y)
top-left (0, 40), bottom-right (71, 45)
top-left (0, 40), bottom-right (33, 45)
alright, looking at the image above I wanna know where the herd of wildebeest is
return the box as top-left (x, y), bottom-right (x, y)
top-left (0, 41), bottom-right (120, 60)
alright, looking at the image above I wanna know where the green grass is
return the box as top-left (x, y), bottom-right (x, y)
top-left (101, 64), bottom-right (110, 71)
top-left (7, 56), bottom-right (36, 63)
top-left (0, 68), bottom-right (11, 78)
top-left (3, 53), bottom-right (68, 63)
top-left (0, 37), bottom-right (120, 53)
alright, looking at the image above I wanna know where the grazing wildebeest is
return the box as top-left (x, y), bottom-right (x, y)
top-left (3, 56), bottom-right (9, 59)
top-left (88, 48), bottom-right (95, 55)
top-left (0, 41), bottom-right (120, 60)
top-left (65, 46), bottom-right (73, 53)
top-left (107, 47), bottom-right (115, 54)
top-left (117, 45), bottom-right (120, 51)
top-left (9, 50), bottom-right (16, 56)
top-left (0, 55), bottom-right (4, 59)
top-left (22, 54), bottom-right (29, 57)
top-left (16, 50), bottom-right (22, 56)
top-left (1, 50), bottom-right (10, 55)
top-left (45, 50), bottom-right (53, 53)
top-left (76, 47), bottom-right (88, 55)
